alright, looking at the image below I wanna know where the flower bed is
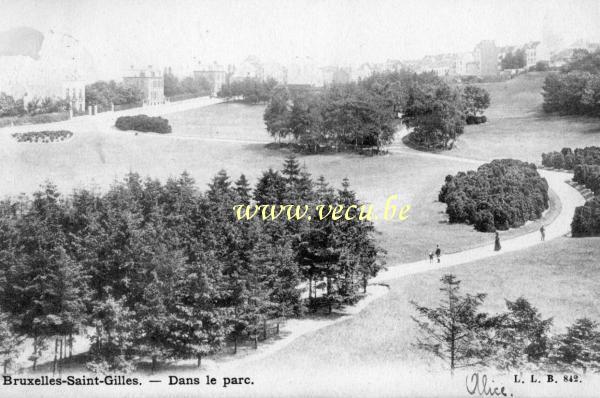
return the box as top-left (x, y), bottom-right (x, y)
top-left (11, 130), bottom-right (74, 143)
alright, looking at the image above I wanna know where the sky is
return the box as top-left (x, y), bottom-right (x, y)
top-left (1, 0), bottom-right (599, 79)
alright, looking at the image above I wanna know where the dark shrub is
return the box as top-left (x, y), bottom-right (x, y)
top-left (541, 147), bottom-right (600, 170)
top-left (572, 196), bottom-right (600, 237)
top-left (465, 115), bottom-right (487, 125)
top-left (439, 159), bottom-right (549, 232)
top-left (115, 115), bottom-right (172, 134)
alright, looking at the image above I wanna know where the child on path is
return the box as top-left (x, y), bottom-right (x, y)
top-left (428, 251), bottom-right (434, 263)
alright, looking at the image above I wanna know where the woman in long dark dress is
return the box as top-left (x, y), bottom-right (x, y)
top-left (494, 232), bottom-right (501, 251)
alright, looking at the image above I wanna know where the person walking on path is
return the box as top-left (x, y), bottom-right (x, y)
top-left (494, 232), bottom-right (501, 251)
top-left (428, 251), bottom-right (434, 263)
top-left (435, 245), bottom-right (441, 263)
top-left (540, 225), bottom-right (545, 241)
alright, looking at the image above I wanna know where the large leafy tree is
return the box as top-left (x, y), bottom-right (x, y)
top-left (462, 85), bottom-right (491, 118)
top-left (402, 79), bottom-right (465, 150)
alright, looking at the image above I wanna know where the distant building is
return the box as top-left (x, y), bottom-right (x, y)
top-left (287, 57), bottom-right (323, 86)
top-left (263, 62), bottom-right (287, 84)
top-left (384, 59), bottom-right (404, 72)
top-left (194, 62), bottom-right (227, 96)
top-left (352, 63), bottom-right (375, 81)
top-left (123, 65), bottom-right (164, 106)
top-left (322, 66), bottom-right (351, 85)
top-left (454, 52), bottom-right (478, 76)
top-left (523, 41), bottom-right (541, 68)
top-left (232, 56), bottom-right (264, 82)
top-left (474, 40), bottom-right (500, 76)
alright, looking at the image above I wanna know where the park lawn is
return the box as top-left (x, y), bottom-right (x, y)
top-left (241, 237), bottom-right (600, 376)
top-left (0, 102), bottom-right (559, 264)
top-left (453, 72), bottom-right (600, 163)
top-left (167, 101), bottom-right (271, 142)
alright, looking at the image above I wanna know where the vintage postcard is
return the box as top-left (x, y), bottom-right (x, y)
top-left (0, 0), bottom-right (599, 397)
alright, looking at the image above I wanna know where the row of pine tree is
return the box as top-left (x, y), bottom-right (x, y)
top-left (0, 156), bottom-right (384, 373)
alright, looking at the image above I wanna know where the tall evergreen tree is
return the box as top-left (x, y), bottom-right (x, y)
top-left (411, 274), bottom-right (500, 375)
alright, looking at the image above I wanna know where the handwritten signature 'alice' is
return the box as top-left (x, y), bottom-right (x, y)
top-left (466, 372), bottom-right (509, 397)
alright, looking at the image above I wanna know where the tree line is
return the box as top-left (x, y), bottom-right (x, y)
top-left (163, 69), bottom-right (212, 99)
top-left (263, 70), bottom-right (490, 154)
top-left (438, 159), bottom-right (549, 232)
top-left (541, 147), bottom-right (600, 236)
top-left (413, 274), bottom-right (600, 375)
top-left (85, 80), bottom-right (144, 111)
top-left (218, 77), bottom-right (278, 104)
top-left (0, 92), bottom-right (69, 118)
top-left (0, 156), bottom-right (384, 374)
top-left (542, 49), bottom-right (600, 116)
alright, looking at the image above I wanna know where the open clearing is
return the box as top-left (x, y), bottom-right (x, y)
top-left (451, 72), bottom-right (600, 162)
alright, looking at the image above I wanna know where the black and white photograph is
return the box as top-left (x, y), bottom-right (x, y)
top-left (0, 0), bottom-right (599, 396)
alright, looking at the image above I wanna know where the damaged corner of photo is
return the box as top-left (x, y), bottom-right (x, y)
top-left (0, 0), bottom-right (599, 397)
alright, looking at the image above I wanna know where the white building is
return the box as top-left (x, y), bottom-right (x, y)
top-left (287, 57), bottom-right (323, 86)
top-left (232, 56), bottom-right (264, 82)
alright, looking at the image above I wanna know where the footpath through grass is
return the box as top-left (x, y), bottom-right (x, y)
top-left (242, 237), bottom-right (600, 374)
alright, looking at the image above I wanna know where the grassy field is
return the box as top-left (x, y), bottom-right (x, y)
top-left (244, 237), bottom-right (600, 375)
top-left (453, 72), bottom-right (600, 163)
top-left (0, 100), bottom-right (559, 264)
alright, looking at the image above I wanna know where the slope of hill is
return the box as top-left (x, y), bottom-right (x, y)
top-left (453, 72), bottom-right (600, 162)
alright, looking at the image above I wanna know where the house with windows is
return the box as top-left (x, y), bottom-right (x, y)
top-left (194, 62), bottom-right (227, 96)
top-left (123, 66), bottom-right (164, 106)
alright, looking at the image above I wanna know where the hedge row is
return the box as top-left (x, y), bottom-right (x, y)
top-left (11, 130), bottom-right (73, 143)
top-left (115, 115), bottom-right (172, 134)
top-left (572, 196), bottom-right (600, 237)
top-left (439, 159), bottom-right (549, 232)
top-left (574, 164), bottom-right (600, 195)
top-left (572, 162), bottom-right (600, 236)
top-left (541, 147), bottom-right (600, 170)
top-left (542, 146), bottom-right (600, 237)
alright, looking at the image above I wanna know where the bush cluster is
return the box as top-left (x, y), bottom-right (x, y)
top-left (439, 159), bottom-right (549, 232)
top-left (115, 115), bottom-right (172, 134)
top-left (466, 115), bottom-right (487, 125)
top-left (541, 146), bottom-right (600, 237)
top-left (11, 130), bottom-right (73, 143)
top-left (572, 196), bottom-right (600, 237)
top-left (541, 147), bottom-right (600, 170)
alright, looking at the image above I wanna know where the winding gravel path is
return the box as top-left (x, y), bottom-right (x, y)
top-left (206, 145), bottom-right (586, 373)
